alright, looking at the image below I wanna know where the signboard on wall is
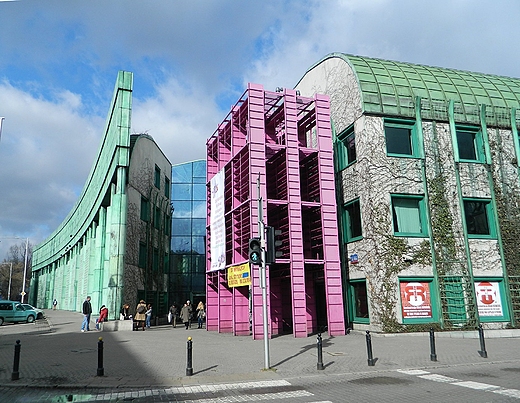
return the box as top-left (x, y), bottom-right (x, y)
top-left (209, 168), bottom-right (226, 271)
top-left (475, 281), bottom-right (503, 317)
top-left (227, 263), bottom-right (251, 287)
top-left (400, 282), bottom-right (432, 319)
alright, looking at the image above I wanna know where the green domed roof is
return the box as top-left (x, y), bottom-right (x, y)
top-left (305, 53), bottom-right (520, 126)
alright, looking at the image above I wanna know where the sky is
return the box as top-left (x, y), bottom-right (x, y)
top-left (1, 0), bottom-right (520, 259)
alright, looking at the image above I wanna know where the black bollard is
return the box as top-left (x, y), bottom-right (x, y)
top-left (429, 328), bottom-right (437, 361)
top-left (316, 333), bottom-right (324, 370)
top-left (477, 324), bottom-right (488, 358)
top-left (366, 331), bottom-right (375, 366)
top-left (11, 340), bottom-right (21, 381)
top-left (186, 337), bottom-right (193, 376)
top-left (97, 337), bottom-right (104, 376)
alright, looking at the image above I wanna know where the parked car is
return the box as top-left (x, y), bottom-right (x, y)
top-left (21, 304), bottom-right (45, 319)
top-left (0, 300), bottom-right (37, 325)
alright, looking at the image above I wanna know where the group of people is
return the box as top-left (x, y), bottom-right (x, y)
top-left (79, 295), bottom-right (205, 332)
top-left (169, 300), bottom-right (205, 330)
top-left (80, 296), bottom-right (108, 332)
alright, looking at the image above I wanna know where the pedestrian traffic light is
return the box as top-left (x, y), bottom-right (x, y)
top-left (265, 226), bottom-right (282, 264)
top-left (249, 237), bottom-right (262, 265)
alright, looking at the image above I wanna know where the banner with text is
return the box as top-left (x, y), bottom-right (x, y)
top-left (400, 281), bottom-right (432, 319)
top-left (227, 263), bottom-right (251, 287)
top-left (209, 168), bottom-right (226, 271)
top-left (475, 281), bottom-right (503, 317)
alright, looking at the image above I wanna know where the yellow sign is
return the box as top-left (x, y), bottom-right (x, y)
top-left (227, 263), bottom-right (251, 287)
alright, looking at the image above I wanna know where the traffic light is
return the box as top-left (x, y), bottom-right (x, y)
top-left (248, 237), bottom-right (262, 265)
top-left (265, 226), bottom-right (282, 264)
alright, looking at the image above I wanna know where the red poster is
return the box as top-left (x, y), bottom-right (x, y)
top-left (400, 282), bottom-right (432, 319)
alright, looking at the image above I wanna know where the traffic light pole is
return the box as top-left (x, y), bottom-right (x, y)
top-left (257, 175), bottom-right (270, 370)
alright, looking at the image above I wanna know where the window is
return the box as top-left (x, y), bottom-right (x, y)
top-left (456, 125), bottom-right (485, 162)
top-left (391, 195), bottom-right (427, 236)
top-left (164, 177), bottom-right (170, 198)
top-left (154, 165), bottom-right (161, 188)
top-left (343, 199), bottom-right (362, 242)
top-left (463, 198), bottom-right (495, 237)
top-left (140, 197), bottom-right (150, 222)
top-left (337, 125), bottom-right (356, 169)
top-left (138, 242), bottom-right (147, 268)
top-left (349, 280), bottom-right (369, 322)
top-left (385, 118), bottom-right (418, 157)
top-left (154, 207), bottom-right (161, 229)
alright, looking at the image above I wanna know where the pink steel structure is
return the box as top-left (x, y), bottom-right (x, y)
top-left (206, 84), bottom-right (345, 338)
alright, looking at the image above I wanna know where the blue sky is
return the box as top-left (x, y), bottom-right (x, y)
top-left (1, 0), bottom-right (520, 259)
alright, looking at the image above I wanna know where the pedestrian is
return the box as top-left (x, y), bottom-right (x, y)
top-left (186, 300), bottom-right (193, 328)
top-left (134, 300), bottom-right (146, 331)
top-left (169, 303), bottom-right (178, 328)
top-left (52, 298), bottom-right (58, 310)
top-left (96, 305), bottom-right (108, 330)
top-left (196, 301), bottom-right (205, 329)
top-left (145, 304), bottom-right (152, 329)
top-left (120, 303), bottom-right (131, 320)
top-left (81, 296), bottom-right (92, 332)
top-left (180, 303), bottom-right (191, 330)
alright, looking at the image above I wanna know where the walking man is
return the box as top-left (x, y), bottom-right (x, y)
top-left (52, 298), bottom-right (58, 310)
top-left (169, 303), bottom-right (178, 328)
top-left (81, 296), bottom-right (92, 332)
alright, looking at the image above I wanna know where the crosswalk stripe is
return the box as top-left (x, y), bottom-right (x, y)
top-left (398, 369), bottom-right (520, 399)
top-left (182, 390), bottom-right (313, 402)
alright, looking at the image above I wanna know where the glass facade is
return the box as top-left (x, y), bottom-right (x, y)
top-left (169, 160), bottom-right (207, 307)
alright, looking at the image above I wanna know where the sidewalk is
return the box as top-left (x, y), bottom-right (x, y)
top-left (1, 309), bottom-right (519, 390)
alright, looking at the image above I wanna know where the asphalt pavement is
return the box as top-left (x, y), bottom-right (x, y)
top-left (0, 309), bottom-right (519, 402)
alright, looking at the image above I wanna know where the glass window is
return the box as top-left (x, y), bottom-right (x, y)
top-left (463, 199), bottom-right (495, 237)
top-left (154, 165), bottom-right (161, 188)
top-left (171, 236), bottom-right (192, 253)
top-left (172, 183), bottom-right (192, 201)
top-left (337, 125), bottom-right (356, 170)
top-left (192, 218), bottom-right (206, 235)
top-left (192, 200), bottom-right (206, 218)
top-left (153, 248), bottom-right (159, 271)
top-left (164, 177), bottom-right (170, 198)
top-left (171, 201), bottom-right (192, 218)
top-left (139, 242), bottom-right (147, 268)
top-left (456, 126), bottom-right (484, 162)
top-left (391, 195), bottom-right (427, 236)
top-left (140, 197), bottom-right (149, 222)
top-left (172, 218), bottom-right (192, 236)
top-left (350, 280), bottom-right (369, 321)
top-left (343, 199), bottom-right (362, 242)
top-left (385, 119), bottom-right (417, 157)
top-left (172, 163), bottom-right (192, 183)
top-left (154, 207), bottom-right (161, 229)
top-left (191, 236), bottom-right (206, 254)
top-left (193, 184), bottom-right (206, 201)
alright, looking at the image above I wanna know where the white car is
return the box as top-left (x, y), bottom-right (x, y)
top-left (21, 304), bottom-right (45, 319)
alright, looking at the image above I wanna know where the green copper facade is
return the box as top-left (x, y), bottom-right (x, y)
top-left (30, 72), bottom-right (172, 320)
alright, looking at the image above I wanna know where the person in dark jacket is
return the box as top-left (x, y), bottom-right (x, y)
top-left (81, 296), bottom-right (92, 332)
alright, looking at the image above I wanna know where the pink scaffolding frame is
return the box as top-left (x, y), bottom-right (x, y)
top-left (206, 83), bottom-right (346, 338)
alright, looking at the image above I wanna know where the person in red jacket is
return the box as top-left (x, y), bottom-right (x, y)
top-left (96, 305), bottom-right (109, 330)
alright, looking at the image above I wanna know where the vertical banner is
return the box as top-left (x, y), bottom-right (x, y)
top-left (209, 168), bottom-right (226, 271)
top-left (400, 282), bottom-right (432, 319)
top-left (474, 281), bottom-right (503, 317)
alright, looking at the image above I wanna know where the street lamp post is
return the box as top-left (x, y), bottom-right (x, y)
top-left (21, 238), bottom-right (28, 303)
top-left (8, 262), bottom-right (13, 300)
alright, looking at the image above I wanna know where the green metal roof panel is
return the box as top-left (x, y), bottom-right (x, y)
top-left (302, 53), bottom-right (520, 125)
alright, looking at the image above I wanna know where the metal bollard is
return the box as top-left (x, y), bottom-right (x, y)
top-left (11, 340), bottom-right (21, 381)
top-left (97, 337), bottom-right (104, 376)
top-left (429, 327), bottom-right (437, 361)
top-left (186, 337), bottom-right (193, 376)
top-left (365, 331), bottom-right (375, 366)
top-left (316, 333), bottom-right (324, 370)
top-left (477, 324), bottom-right (488, 358)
